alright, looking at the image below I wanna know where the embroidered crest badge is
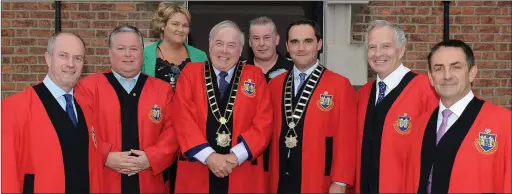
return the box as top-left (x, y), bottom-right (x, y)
top-left (393, 113), bottom-right (412, 135)
top-left (148, 105), bottom-right (163, 124)
top-left (243, 79), bottom-right (256, 97)
top-left (474, 128), bottom-right (498, 155)
top-left (91, 126), bottom-right (97, 148)
top-left (317, 91), bottom-right (334, 111)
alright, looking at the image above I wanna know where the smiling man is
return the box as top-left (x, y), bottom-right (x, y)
top-left (170, 20), bottom-right (273, 193)
top-left (268, 18), bottom-right (357, 193)
top-left (246, 16), bottom-right (293, 82)
top-left (75, 25), bottom-right (179, 193)
top-left (405, 40), bottom-right (511, 193)
top-left (2, 32), bottom-right (102, 193)
top-left (355, 20), bottom-right (439, 193)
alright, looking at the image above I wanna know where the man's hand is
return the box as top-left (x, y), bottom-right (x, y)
top-left (129, 149), bottom-right (151, 176)
top-left (329, 183), bottom-right (346, 193)
top-left (226, 152), bottom-right (239, 170)
top-left (105, 151), bottom-right (140, 175)
top-left (206, 153), bottom-right (231, 178)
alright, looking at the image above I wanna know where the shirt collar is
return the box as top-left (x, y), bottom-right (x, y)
top-left (111, 69), bottom-right (141, 82)
top-left (293, 60), bottom-right (319, 80)
top-left (212, 64), bottom-right (236, 77)
top-left (43, 74), bottom-right (73, 99)
top-left (376, 63), bottom-right (410, 89)
top-left (439, 90), bottom-right (474, 117)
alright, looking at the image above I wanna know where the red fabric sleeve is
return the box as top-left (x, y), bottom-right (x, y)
top-left (170, 66), bottom-right (209, 155)
top-left (237, 69), bottom-right (273, 160)
top-left (331, 78), bottom-right (358, 186)
top-left (145, 86), bottom-right (179, 175)
top-left (75, 77), bottom-right (116, 166)
top-left (1, 94), bottom-right (25, 193)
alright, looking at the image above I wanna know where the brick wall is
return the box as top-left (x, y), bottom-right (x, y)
top-left (1, 1), bottom-right (511, 108)
top-left (1, 1), bottom-right (162, 98)
top-left (351, 1), bottom-right (511, 108)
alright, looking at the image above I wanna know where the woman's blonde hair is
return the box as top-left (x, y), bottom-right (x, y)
top-left (150, 2), bottom-right (191, 38)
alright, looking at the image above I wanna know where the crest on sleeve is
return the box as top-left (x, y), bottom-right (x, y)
top-left (317, 91), bottom-right (334, 111)
top-left (243, 79), bottom-right (256, 97)
top-left (148, 105), bottom-right (163, 124)
top-left (474, 128), bottom-right (498, 155)
top-left (91, 126), bottom-right (97, 148)
top-left (393, 113), bottom-right (412, 135)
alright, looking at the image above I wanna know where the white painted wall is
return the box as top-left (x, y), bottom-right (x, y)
top-left (323, 0), bottom-right (369, 86)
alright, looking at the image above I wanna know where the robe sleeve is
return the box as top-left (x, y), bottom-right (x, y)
top-left (1, 95), bottom-right (24, 193)
top-left (75, 78), bottom-right (118, 166)
top-left (331, 78), bottom-right (357, 187)
top-left (235, 70), bottom-right (273, 161)
top-left (501, 112), bottom-right (511, 193)
top-left (404, 120), bottom-right (424, 193)
top-left (504, 136), bottom-right (511, 193)
top-left (171, 66), bottom-right (209, 160)
top-left (144, 87), bottom-right (179, 175)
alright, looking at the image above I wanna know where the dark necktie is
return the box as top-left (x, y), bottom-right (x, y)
top-left (218, 71), bottom-right (229, 99)
top-left (377, 81), bottom-right (387, 104)
top-left (63, 94), bottom-right (77, 127)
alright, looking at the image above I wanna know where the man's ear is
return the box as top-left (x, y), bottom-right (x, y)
top-left (45, 52), bottom-right (51, 68)
top-left (275, 34), bottom-right (280, 46)
top-left (469, 65), bottom-right (478, 83)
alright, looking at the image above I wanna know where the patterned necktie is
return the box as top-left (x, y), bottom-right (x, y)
top-left (63, 94), bottom-right (77, 127)
top-left (427, 109), bottom-right (453, 193)
top-left (376, 81), bottom-right (386, 104)
top-left (218, 71), bottom-right (229, 99)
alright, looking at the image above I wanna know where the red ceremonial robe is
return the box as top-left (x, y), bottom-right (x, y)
top-left (405, 98), bottom-right (511, 193)
top-left (268, 65), bottom-right (357, 193)
top-left (355, 72), bottom-right (438, 193)
top-left (1, 83), bottom-right (102, 193)
top-left (171, 62), bottom-right (273, 193)
top-left (75, 70), bottom-right (179, 193)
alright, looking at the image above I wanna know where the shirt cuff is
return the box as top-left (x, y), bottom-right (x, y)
top-left (230, 143), bottom-right (249, 165)
top-left (193, 146), bottom-right (215, 165)
top-left (334, 182), bottom-right (346, 186)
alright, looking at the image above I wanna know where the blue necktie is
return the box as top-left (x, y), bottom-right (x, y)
top-left (218, 71), bottom-right (229, 99)
top-left (298, 73), bottom-right (307, 88)
top-left (63, 94), bottom-right (77, 127)
top-left (296, 73), bottom-right (307, 96)
top-left (377, 81), bottom-right (386, 104)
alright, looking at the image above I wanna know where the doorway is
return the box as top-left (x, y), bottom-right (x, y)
top-left (187, 1), bottom-right (323, 60)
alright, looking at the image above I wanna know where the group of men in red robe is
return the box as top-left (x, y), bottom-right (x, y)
top-left (2, 17), bottom-right (510, 194)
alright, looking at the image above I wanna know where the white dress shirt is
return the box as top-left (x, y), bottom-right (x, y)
top-left (293, 60), bottom-right (319, 96)
top-left (437, 91), bottom-right (474, 133)
top-left (193, 65), bottom-right (249, 165)
top-left (375, 64), bottom-right (411, 104)
top-left (42, 75), bottom-right (77, 119)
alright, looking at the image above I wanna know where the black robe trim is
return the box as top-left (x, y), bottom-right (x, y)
top-left (259, 53), bottom-right (294, 172)
top-left (33, 83), bottom-right (90, 194)
top-left (203, 62), bottom-right (244, 194)
top-left (104, 72), bottom-right (148, 194)
top-left (23, 174), bottom-right (35, 194)
top-left (277, 66), bottom-right (326, 194)
top-left (359, 71), bottom-right (417, 193)
top-left (418, 97), bottom-right (484, 194)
